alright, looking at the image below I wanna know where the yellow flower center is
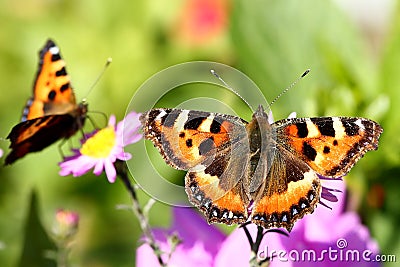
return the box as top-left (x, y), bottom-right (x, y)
top-left (80, 126), bottom-right (116, 158)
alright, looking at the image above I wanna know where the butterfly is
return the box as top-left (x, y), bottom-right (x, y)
top-left (140, 105), bottom-right (383, 231)
top-left (5, 39), bottom-right (87, 165)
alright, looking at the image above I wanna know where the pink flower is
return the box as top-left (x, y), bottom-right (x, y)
top-left (59, 112), bottom-right (142, 183)
top-left (136, 208), bottom-right (226, 267)
top-left (216, 180), bottom-right (380, 267)
top-left (137, 180), bottom-right (380, 266)
top-left (53, 209), bottom-right (79, 239)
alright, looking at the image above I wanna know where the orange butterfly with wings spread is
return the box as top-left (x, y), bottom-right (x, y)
top-left (5, 39), bottom-right (87, 165)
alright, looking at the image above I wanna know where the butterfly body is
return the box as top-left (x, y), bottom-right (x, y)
top-left (5, 39), bottom-right (87, 165)
top-left (141, 105), bottom-right (382, 231)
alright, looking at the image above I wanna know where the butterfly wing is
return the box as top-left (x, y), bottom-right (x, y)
top-left (141, 106), bottom-right (383, 231)
top-left (248, 108), bottom-right (381, 231)
top-left (140, 108), bottom-right (248, 169)
top-left (274, 117), bottom-right (383, 178)
top-left (185, 166), bottom-right (250, 226)
top-left (23, 39), bottom-right (76, 121)
top-left (249, 115), bottom-right (382, 231)
top-left (5, 108), bottom-right (86, 165)
top-left (141, 108), bottom-right (251, 224)
top-left (5, 39), bottom-right (87, 164)
top-left (251, 144), bottom-right (320, 231)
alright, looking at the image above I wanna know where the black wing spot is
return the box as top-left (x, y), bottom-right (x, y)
top-left (184, 117), bottom-right (207, 130)
top-left (186, 139), bottom-right (193, 147)
top-left (210, 119), bottom-right (222, 133)
top-left (48, 90), bottom-right (57, 101)
top-left (323, 146), bottom-right (330, 154)
top-left (184, 111), bottom-right (211, 130)
top-left (311, 118), bottom-right (335, 137)
top-left (51, 53), bottom-right (61, 62)
top-left (295, 122), bottom-right (308, 138)
top-left (342, 119), bottom-right (360, 136)
top-left (60, 83), bottom-right (70, 92)
top-left (55, 67), bottom-right (67, 77)
top-left (179, 132), bottom-right (185, 138)
top-left (302, 141), bottom-right (317, 161)
top-left (333, 140), bottom-right (338, 146)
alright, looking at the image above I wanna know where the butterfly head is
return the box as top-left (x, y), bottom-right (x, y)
top-left (254, 105), bottom-right (266, 116)
top-left (80, 99), bottom-right (88, 110)
top-left (252, 105), bottom-right (271, 125)
top-left (76, 99), bottom-right (88, 120)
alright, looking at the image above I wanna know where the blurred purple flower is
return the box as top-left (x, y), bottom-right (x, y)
top-left (137, 180), bottom-right (380, 266)
top-left (136, 207), bottom-right (226, 266)
top-left (59, 112), bottom-right (142, 183)
top-left (216, 180), bottom-right (380, 267)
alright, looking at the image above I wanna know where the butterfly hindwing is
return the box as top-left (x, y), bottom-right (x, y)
top-left (5, 111), bottom-right (85, 165)
top-left (185, 170), bottom-right (249, 225)
top-left (251, 145), bottom-right (320, 231)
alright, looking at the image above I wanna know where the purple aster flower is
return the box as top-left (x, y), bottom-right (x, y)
top-left (59, 112), bottom-right (142, 183)
top-left (216, 180), bottom-right (380, 267)
top-left (137, 180), bottom-right (380, 267)
top-left (136, 207), bottom-right (226, 267)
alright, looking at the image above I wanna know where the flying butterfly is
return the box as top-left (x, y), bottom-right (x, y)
top-left (5, 39), bottom-right (87, 165)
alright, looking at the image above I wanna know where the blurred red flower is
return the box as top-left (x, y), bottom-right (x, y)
top-left (174, 0), bottom-right (230, 45)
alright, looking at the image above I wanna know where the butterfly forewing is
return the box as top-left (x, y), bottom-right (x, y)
top-left (274, 117), bottom-right (383, 178)
top-left (5, 39), bottom-right (87, 165)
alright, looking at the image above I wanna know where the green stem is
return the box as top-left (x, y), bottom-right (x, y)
top-left (115, 160), bottom-right (167, 267)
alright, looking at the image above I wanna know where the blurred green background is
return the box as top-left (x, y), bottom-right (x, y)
top-left (0, 0), bottom-right (399, 266)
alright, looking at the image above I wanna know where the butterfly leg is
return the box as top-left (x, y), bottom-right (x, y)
top-left (57, 138), bottom-right (69, 159)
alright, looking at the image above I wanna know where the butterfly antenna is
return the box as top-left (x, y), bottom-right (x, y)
top-left (210, 69), bottom-right (251, 109)
top-left (83, 57), bottom-right (112, 100)
top-left (269, 69), bottom-right (310, 107)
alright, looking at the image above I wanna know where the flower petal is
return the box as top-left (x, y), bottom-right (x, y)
top-left (93, 160), bottom-right (105, 175)
top-left (59, 111), bottom-right (142, 182)
top-left (108, 114), bottom-right (116, 127)
top-left (117, 151), bottom-right (132, 161)
top-left (59, 156), bottom-right (96, 177)
top-left (104, 159), bottom-right (117, 183)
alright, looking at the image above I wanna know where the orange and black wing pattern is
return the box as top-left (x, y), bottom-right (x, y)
top-left (5, 39), bottom-right (87, 165)
top-left (141, 105), bottom-right (383, 232)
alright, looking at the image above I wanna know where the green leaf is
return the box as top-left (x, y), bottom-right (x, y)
top-left (17, 190), bottom-right (56, 267)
